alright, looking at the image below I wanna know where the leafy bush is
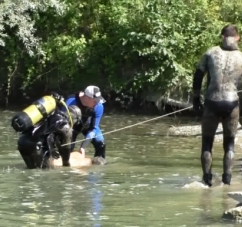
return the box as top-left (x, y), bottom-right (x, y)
top-left (1, 0), bottom-right (242, 105)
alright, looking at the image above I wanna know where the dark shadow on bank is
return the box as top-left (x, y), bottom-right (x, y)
top-left (0, 90), bottom-right (197, 118)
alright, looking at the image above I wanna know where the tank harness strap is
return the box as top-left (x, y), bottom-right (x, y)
top-left (33, 101), bottom-right (48, 118)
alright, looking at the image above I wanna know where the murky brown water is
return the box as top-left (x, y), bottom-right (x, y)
top-left (0, 109), bottom-right (242, 226)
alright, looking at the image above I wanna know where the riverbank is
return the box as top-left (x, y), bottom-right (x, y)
top-left (0, 89), bottom-right (195, 117)
top-left (0, 102), bottom-right (195, 118)
top-left (168, 123), bottom-right (242, 149)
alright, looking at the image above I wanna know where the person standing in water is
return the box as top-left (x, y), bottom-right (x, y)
top-left (192, 24), bottom-right (242, 186)
top-left (63, 85), bottom-right (107, 164)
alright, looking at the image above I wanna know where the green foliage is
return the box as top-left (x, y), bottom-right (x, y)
top-left (0, 0), bottom-right (65, 55)
top-left (1, 0), bottom-right (242, 104)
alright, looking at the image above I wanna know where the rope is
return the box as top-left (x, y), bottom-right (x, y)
top-left (61, 105), bottom-right (193, 147)
top-left (61, 89), bottom-right (242, 147)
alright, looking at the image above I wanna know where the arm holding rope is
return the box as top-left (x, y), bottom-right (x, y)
top-left (80, 104), bottom-right (104, 153)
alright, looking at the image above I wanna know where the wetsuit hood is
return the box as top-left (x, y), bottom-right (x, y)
top-left (221, 36), bottom-right (240, 50)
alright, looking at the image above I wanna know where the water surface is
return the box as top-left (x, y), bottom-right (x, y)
top-left (0, 110), bottom-right (242, 227)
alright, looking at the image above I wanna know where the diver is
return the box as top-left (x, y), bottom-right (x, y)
top-left (62, 85), bottom-right (107, 165)
top-left (192, 24), bottom-right (242, 186)
top-left (11, 92), bottom-right (82, 169)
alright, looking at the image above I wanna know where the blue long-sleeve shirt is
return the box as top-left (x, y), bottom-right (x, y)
top-left (63, 95), bottom-right (104, 148)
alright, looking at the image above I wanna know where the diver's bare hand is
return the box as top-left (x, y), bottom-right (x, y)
top-left (79, 147), bottom-right (85, 157)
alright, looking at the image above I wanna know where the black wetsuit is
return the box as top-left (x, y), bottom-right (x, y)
top-left (193, 36), bottom-right (242, 186)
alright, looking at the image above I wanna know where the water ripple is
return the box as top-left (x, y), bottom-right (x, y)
top-left (0, 111), bottom-right (239, 226)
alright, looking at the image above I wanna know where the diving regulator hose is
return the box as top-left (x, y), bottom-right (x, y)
top-left (60, 99), bottom-right (73, 128)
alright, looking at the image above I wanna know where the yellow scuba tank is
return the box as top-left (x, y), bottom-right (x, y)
top-left (11, 96), bottom-right (57, 132)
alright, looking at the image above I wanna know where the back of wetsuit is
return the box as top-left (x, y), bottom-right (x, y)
top-left (194, 38), bottom-right (242, 116)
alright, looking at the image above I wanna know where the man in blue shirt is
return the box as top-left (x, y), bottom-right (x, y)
top-left (64, 85), bottom-right (106, 164)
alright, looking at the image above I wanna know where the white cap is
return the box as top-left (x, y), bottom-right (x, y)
top-left (84, 85), bottom-right (106, 104)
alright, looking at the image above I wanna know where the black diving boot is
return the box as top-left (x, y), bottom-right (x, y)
top-left (202, 173), bottom-right (213, 187)
top-left (93, 142), bottom-right (107, 165)
top-left (222, 173), bottom-right (231, 185)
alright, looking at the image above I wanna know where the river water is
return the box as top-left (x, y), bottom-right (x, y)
top-left (0, 109), bottom-right (242, 227)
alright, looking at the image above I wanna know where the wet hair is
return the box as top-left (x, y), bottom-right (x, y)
top-left (221, 24), bottom-right (239, 37)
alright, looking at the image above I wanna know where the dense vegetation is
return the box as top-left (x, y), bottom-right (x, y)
top-left (1, 0), bottom-right (242, 107)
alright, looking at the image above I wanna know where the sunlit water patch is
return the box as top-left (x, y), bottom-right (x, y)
top-left (0, 111), bottom-right (241, 226)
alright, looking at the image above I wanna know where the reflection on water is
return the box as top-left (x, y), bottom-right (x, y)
top-left (0, 111), bottom-right (241, 226)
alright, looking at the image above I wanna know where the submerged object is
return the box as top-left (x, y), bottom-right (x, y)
top-left (52, 151), bottom-right (107, 167)
top-left (52, 151), bottom-right (92, 167)
top-left (11, 96), bottom-right (57, 132)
